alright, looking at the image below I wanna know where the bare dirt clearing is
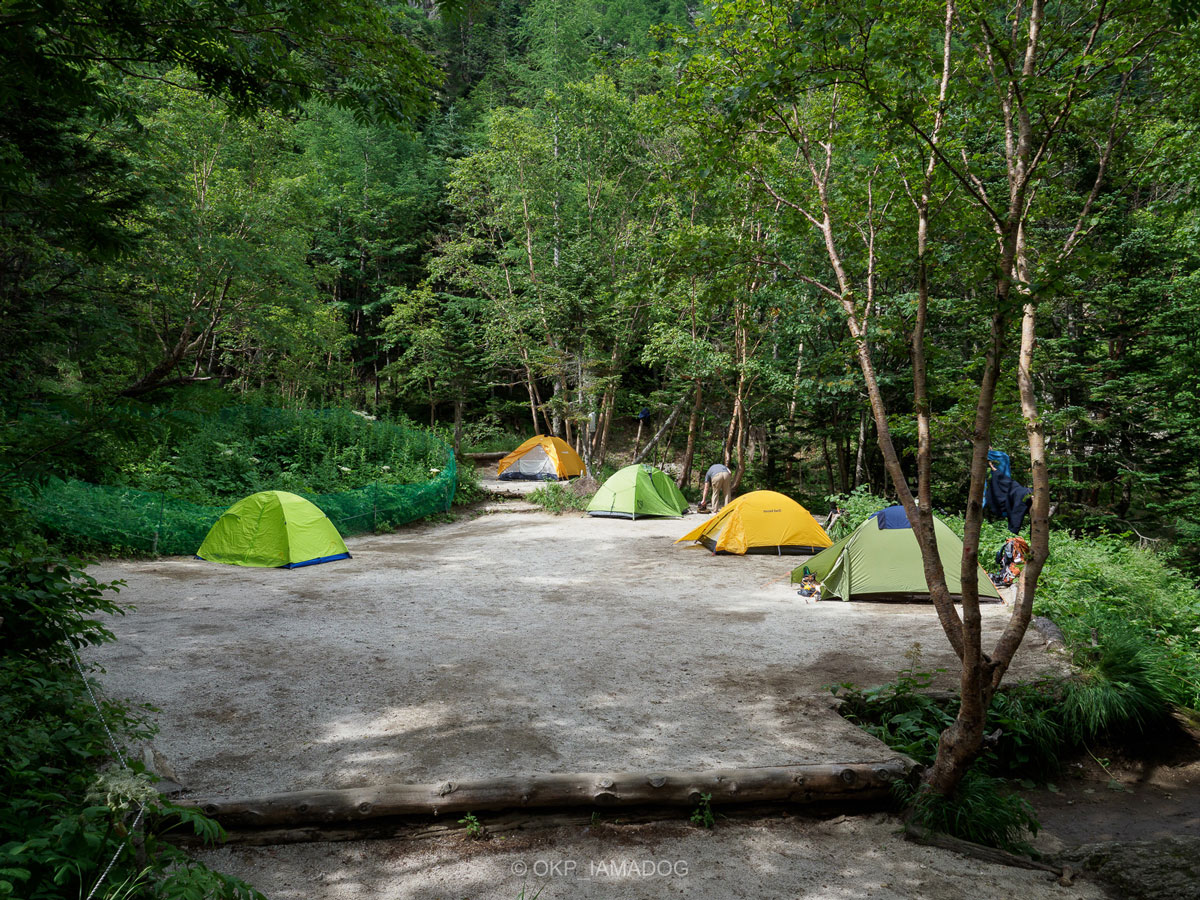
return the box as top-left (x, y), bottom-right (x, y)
top-left (87, 504), bottom-right (1102, 900)
top-left (88, 508), bottom-right (1062, 798)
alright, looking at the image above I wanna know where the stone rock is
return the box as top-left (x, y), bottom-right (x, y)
top-left (142, 742), bottom-right (186, 795)
top-left (1032, 615), bottom-right (1066, 649)
top-left (1064, 836), bottom-right (1200, 900)
top-left (569, 476), bottom-right (600, 497)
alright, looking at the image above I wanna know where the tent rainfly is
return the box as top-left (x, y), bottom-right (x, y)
top-left (587, 464), bottom-right (688, 519)
top-left (497, 435), bottom-right (585, 481)
top-left (675, 490), bottom-right (832, 555)
top-left (197, 490), bottom-right (351, 568)
top-left (791, 505), bottom-right (1001, 602)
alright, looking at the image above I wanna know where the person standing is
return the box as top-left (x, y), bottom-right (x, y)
top-left (699, 463), bottom-right (732, 512)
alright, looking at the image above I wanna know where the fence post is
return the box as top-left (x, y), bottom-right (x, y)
top-left (372, 482), bottom-right (378, 533)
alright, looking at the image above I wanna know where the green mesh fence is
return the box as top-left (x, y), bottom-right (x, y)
top-left (20, 413), bottom-right (457, 556)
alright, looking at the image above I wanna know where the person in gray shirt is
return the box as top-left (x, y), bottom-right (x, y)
top-left (700, 463), bottom-right (732, 512)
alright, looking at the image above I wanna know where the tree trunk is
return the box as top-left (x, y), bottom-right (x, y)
top-left (788, 341), bottom-right (804, 427)
top-left (676, 381), bottom-right (700, 494)
top-left (594, 387), bottom-right (615, 470)
top-left (633, 397), bottom-right (687, 465)
top-left (732, 401), bottom-right (748, 490)
top-left (854, 410), bottom-right (868, 488)
top-left (453, 395), bottom-right (464, 455)
top-left (836, 431), bottom-right (849, 494)
top-left (822, 437), bottom-right (835, 494)
top-left (523, 366), bottom-right (539, 435)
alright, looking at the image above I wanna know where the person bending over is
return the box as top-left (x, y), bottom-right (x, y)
top-left (699, 463), bottom-right (732, 512)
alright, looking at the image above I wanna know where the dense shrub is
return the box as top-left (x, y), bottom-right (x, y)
top-left (20, 405), bottom-right (460, 555)
top-left (0, 543), bottom-right (261, 899)
top-left (117, 407), bottom-right (447, 503)
top-left (825, 485), bottom-right (891, 539)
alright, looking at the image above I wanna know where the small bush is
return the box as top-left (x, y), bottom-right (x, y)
top-left (1059, 633), bottom-right (1175, 741)
top-left (0, 549), bottom-right (124, 659)
top-left (528, 482), bottom-right (590, 513)
top-left (451, 458), bottom-right (487, 506)
top-left (825, 485), bottom-right (890, 539)
top-left (901, 769), bottom-right (1040, 853)
top-left (690, 793), bottom-right (715, 828)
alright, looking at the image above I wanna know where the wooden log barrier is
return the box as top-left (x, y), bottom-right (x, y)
top-left (181, 759), bottom-right (912, 830)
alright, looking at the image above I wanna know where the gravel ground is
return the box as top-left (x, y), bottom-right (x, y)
top-left (86, 505), bottom-right (1083, 900)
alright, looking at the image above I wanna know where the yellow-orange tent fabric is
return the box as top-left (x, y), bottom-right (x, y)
top-left (674, 490), bottom-right (832, 555)
top-left (497, 435), bottom-right (585, 480)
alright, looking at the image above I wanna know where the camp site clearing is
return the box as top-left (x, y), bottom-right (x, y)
top-left (87, 507), bottom-right (1081, 899)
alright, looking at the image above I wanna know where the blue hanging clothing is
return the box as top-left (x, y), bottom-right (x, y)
top-left (985, 469), bottom-right (1032, 533)
top-left (988, 449), bottom-right (1012, 477)
top-left (983, 449), bottom-right (1012, 510)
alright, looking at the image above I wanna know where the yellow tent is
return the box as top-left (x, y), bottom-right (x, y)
top-left (675, 490), bottom-right (832, 555)
top-left (497, 435), bottom-right (585, 480)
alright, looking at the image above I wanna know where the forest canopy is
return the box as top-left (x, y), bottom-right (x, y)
top-left (2, 0), bottom-right (1198, 560)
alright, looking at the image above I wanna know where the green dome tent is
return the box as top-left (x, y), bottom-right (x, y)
top-left (587, 464), bottom-right (688, 519)
top-left (792, 505), bottom-right (1000, 602)
top-left (197, 490), bottom-right (351, 568)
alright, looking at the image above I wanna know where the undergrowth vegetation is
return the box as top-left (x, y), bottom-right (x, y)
top-left (834, 509), bottom-right (1200, 852)
top-left (14, 400), bottom-right (468, 556)
top-left (0, 518), bottom-right (261, 899)
top-left (114, 406), bottom-right (448, 503)
top-left (528, 482), bottom-right (591, 513)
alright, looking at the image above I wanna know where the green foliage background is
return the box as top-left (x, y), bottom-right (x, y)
top-left (18, 407), bottom-right (457, 556)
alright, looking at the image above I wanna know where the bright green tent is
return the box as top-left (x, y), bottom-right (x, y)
top-left (792, 505), bottom-right (1001, 602)
top-left (197, 490), bottom-right (351, 568)
top-left (587, 464), bottom-right (688, 519)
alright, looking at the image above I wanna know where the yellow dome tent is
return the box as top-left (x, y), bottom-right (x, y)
top-left (497, 435), bottom-right (585, 481)
top-left (675, 490), bottom-right (832, 555)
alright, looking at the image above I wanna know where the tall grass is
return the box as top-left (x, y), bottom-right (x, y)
top-left (528, 482), bottom-right (591, 513)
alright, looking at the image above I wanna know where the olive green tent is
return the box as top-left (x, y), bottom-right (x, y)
top-left (792, 505), bottom-right (1000, 602)
top-left (587, 464), bottom-right (688, 519)
top-left (197, 490), bottom-right (351, 568)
